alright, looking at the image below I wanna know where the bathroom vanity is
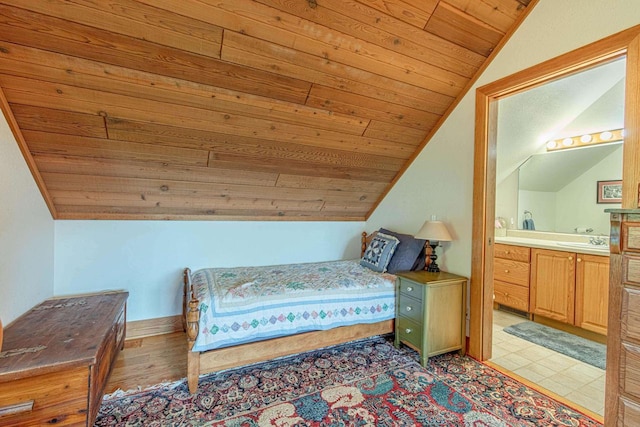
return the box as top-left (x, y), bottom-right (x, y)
top-left (494, 232), bottom-right (609, 336)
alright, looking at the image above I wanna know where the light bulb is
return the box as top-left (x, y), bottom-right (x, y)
top-left (580, 134), bottom-right (592, 143)
top-left (562, 137), bottom-right (574, 147)
top-left (600, 131), bottom-right (613, 140)
top-left (546, 140), bottom-right (557, 149)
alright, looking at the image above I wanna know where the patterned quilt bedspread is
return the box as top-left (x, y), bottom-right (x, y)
top-left (191, 259), bottom-right (396, 352)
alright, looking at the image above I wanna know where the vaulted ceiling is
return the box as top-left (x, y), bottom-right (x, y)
top-left (0, 0), bottom-right (532, 220)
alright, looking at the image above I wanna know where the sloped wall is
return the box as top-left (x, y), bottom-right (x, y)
top-left (0, 114), bottom-right (54, 325)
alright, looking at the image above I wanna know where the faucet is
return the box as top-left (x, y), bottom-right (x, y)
top-left (589, 236), bottom-right (608, 246)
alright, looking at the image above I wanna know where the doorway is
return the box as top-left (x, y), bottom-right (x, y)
top-left (469, 25), bottom-right (640, 424)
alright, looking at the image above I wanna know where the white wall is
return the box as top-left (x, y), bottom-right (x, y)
top-left (54, 221), bottom-right (364, 321)
top-left (0, 115), bottom-right (54, 325)
top-left (367, 1), bottom-right (640, 277)
top-left (518, 190), bottom-right (557, 232)
top-left (555, 145), bottom-right (623, 234)
top-left (495, 170), bottom-right (519, 230)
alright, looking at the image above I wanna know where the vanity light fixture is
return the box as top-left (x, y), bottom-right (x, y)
top-left (546, 128), bottom-right (624, 152)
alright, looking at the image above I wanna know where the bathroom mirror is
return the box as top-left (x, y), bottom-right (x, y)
top-left (494, 57), bottom-right (625, 236)
top-left (516, 142), bottom-right (623, 235)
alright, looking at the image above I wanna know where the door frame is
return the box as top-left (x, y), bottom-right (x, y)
top-left (469, 25), bottom-right (640, 361)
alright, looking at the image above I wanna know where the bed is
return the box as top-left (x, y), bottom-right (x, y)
top-left (183, 231), bottom-right (424, 393)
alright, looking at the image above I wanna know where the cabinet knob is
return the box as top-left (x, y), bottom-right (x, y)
top-left (504, 269), bottom-right (509, 273)
top-left (568, 256), bottom-right (573, 261)
top-left (405, 328), bottom-right (412, 334)
top-left (577, 258), bottom-right (582, 262)
top-left (505, 250), bottom-right (510, 254)
top-left (405, 306), bottom-right (412, 312)
top-left (406, 286), bottom-right (413, 292)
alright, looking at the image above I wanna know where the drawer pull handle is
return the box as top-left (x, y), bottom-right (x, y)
top-left (577, 258), bottom-right (582, 262)
top-left (406, 286), bottom-right (413, 292)
top-left (504, 269), bottom-right (509, 273)
top-left (406, 306), bottom-right (412, 312)
top-left (0, 400), bottom-right (34, 417)
top-left (405, 328), bottom-right (412, 334)
top-left (568, 256), bottom-right (573, 261)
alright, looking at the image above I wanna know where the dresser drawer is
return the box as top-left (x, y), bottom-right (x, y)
top-left (623, 221), bottom-right (640, 253)
top-left (622, 287), bottom-right (640, 342)
top-left (398, 279), bottom-right (423, 301)
top-left (624, 255), bottom-right (640, 286)
top-left (495, 243), bottom-right (530, 262)
top-left (397, 316), bottom-right (423, 350)
top-left (397, 294), bottom-right (423, 324)
top-left (620, 396), bottom-right (640, 427)
top-left (494, 258), bottom-right (530, 287)
top-left (494, 280), bottom-right (529, 312)
top-left (0, 367), bottom-right (88, 426)
top-left (621, 342), bottom-right (640, 401)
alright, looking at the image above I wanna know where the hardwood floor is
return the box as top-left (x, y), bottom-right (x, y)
top-left (106, 332), bottom-right (187, 394)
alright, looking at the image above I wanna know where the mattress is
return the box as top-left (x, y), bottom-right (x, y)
top-left (190, 259), bottom-right (396, 352)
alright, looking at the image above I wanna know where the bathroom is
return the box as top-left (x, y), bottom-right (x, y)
top-left (489, 57), bottom-right (624, 418)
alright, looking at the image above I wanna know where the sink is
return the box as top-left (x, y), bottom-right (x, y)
top-left (555, 242), bottom-right (609, 252)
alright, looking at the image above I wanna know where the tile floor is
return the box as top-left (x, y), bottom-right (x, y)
top-left (490, 309), bottom-right (605, 417)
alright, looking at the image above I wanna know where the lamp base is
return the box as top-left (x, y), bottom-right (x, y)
top-left (425, 242), bottom-right (440, 272)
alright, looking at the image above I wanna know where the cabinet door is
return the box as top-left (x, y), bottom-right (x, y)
top-left (575, 254), bottom-right (609, 335)
top-left (530, 248), bottom-right (576, 323)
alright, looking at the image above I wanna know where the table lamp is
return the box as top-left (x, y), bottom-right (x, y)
top-left (415, 219), bottom-right (453, 272)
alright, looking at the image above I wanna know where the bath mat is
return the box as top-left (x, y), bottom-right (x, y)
top-left (503, 321), bottom-right (605, 369)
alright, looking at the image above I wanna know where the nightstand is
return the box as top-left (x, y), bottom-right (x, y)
top-left (394, 270), bottom-right (466, 366)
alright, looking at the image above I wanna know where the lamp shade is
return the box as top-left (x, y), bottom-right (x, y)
top-left (415, 220), bottom-right (453, 242)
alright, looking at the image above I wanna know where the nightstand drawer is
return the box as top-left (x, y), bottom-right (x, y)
top-left (397, 316), bottom-right (423, 350)
top-left (397, 294), bottom-right (423, 324)
top-left (398, 280), bottom-right (423, 301)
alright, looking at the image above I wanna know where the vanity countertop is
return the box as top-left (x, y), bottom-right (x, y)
top-left (494, 235), bottom-right (610, 257)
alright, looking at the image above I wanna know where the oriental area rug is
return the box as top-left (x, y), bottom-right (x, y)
top-left (96, 337), bottom-right (601, 426)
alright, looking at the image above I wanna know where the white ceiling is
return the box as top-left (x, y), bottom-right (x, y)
top-left (496, 58), bottom-right (626, 186)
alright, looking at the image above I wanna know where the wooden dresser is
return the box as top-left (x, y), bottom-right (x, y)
top-left (0, 291), bottom-right (128, 426)
top-left (606, 210), bottom-right (640, 425)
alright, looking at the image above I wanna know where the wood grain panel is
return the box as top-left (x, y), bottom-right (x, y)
top-left (494, 280), bottom-right (529, 312)
top-left (306, 85), bottom-right (444, 128)
top-left (10, 103), bottom-right (106, 138)
top-left (0, 4), bottom-right (310, 103)
top-left (25, 130), bottom-right (210, 167)
top-left (254, 0), bottom-right (480, 78)
top-left (0, 367), bottom-right (89, 426)
top-left (34, 155), bottom-right (279, 187)
top-left (43, 173), bottom-right (381, 205)
top-left (3, 76), bottom-right (413, 160)
top-left (494, 243), bottom-right (530, 262)
top-left (1, 0), bottom-right (223, 58)
top-left (0, 0), bottom-right (532, 220)
top-left (357, 0), bottom-right (438, 28)
top-left (493, 258), bottom-right (529, 286)
top-left (0, 42), bottom-right (365, 134)
top-left (445, 0), bottom-right (527, 33)
top-left (425, 2), bottom-right (504, 56)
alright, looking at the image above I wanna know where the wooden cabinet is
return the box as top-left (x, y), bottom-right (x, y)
top-left (606, 210), bottom-right (640, 426)
top-left (0, 291), bottom-right (128, 426)
top-left (493, 243), bottom-right (531, 312)
top-left (530, 248), bottom-right (576, 324)
top-left (394, 271), bottom-right (466, 366)
top-left (530, 248), bottom-right (609, 333)
top-left (575, 254), bottom-right (610, 335)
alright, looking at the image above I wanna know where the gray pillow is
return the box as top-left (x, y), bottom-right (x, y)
top-left (360, 232), bottom-right (400, 273)
top-left (379, 228), bottom-right (426, 273)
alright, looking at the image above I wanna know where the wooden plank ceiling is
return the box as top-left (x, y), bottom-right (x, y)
top-left (0, 0), bottom-right (531, 220)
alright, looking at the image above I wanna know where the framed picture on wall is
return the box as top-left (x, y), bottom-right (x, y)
top-left (597, 180), bottom-right (622, 204)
